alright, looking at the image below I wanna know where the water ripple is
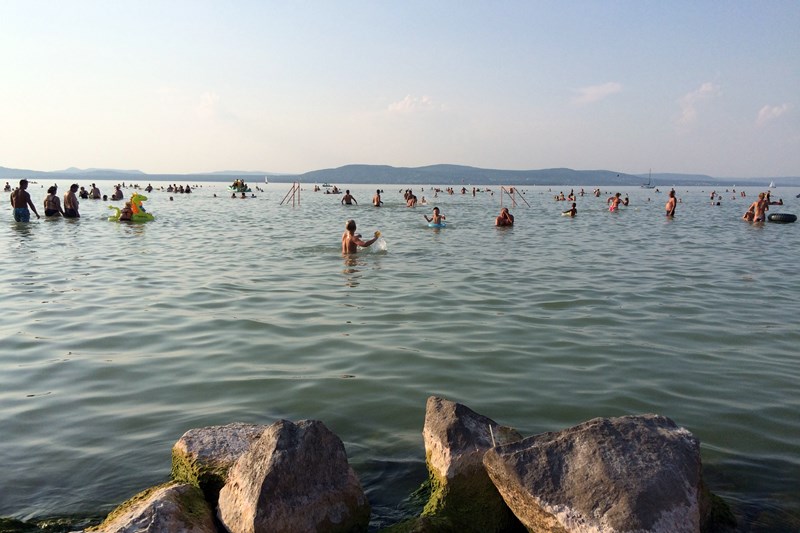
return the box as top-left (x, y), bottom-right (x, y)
top-left (1, 184), bottom-right (800, 528)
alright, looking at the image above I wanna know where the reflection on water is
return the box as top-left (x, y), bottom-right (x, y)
top-left (1, 182), bottom-right (800, 529)
top-left (343, 255), bottom-right (366, 287)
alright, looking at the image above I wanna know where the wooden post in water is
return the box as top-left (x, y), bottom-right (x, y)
top-left (280, 182), bottom-right (301, 207)
top-left (500, 186), bottom-right (530, 208)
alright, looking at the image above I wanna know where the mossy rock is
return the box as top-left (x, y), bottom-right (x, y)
top-left (170, 448), bottom-right (228, 505)
top-left (700, 484), bottom-right (736, 533)
top-left (379, 515), bottom-right (456, 533)
top-left (170, 422), bottom-right (268, 506)
top-left (420, 461), bottom-right (524, 532)
top-left (87, 482), bottom-right (215, 533)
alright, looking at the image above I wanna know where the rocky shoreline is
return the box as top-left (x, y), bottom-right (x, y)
top-left (7, 397), bottom-right (737, 532)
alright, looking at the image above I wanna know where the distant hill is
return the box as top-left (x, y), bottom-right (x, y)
top-left (294, 164), bottom-right (648, 186)
top-left (55, 167), bottom-right (146, 175)
top-left (642, 173), bottom-right (800, 187)
top-left (2, 163), bottom-right (798, 186)
top-left (191, 170), bottom-right (287, 176)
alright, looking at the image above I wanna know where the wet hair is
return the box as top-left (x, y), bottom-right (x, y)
top-left (20, 179), bottom-right (28, 186)
top-left (346, 219), bottom-right (357, 232)
top-left (432, 206), bottom-right (440, 212)
top-left (47, 186), bottom-right (56, 194)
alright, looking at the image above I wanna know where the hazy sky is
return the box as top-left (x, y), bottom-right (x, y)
top-left (1, 1), bottom-right (798, 177)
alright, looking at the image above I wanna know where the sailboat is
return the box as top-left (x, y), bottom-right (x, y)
top-left (264, 176), bottom-right (269, 184)
top-left (769, 181), bottom-right (776, 188)
top-left (641, 169), bottom-right (655, 189)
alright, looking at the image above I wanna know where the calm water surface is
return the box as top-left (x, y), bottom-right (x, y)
top-left (1, 181), bottom-right (799, 531)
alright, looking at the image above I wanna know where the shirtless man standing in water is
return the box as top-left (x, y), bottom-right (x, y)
top-left (665, 190), bottom-right (677, 217)
top-left (10, 179), bottom-right (40, 221)
top-left (64, 183), bottom-right (80, 218)
top-left (342, 219), bottom-right (379, 253)
top-left (341, 190), bottom-right (357, 205)
top-left (373, 190), bottom-right (383, 207)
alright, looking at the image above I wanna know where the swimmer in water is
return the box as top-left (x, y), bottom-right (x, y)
top-left (424, 207), bottom-right (445, 225)
top-left (342, 219), bottom-right (379, 253)
top-left (562, 202), bottom-right (577, 217)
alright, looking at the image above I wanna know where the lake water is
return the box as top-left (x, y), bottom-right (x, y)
top-left (1, 181), bottom-right (799, 531)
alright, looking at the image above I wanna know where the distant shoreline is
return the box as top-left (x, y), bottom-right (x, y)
top-left (3, 163), bottom-right (798, 187)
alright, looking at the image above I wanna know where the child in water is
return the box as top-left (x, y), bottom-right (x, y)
top-left (342, 219), bottom-right (380, 253)
top-left (424, 207), bottom-right (445, 225)
top-left (119, 202), bottom-right (133, 221)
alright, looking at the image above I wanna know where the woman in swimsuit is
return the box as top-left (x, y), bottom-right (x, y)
top-left (43, 186), bottom-right (65, 217)
top-left (751, 192), bottom-right (769, 222)
top-left (607, 192), bottom-right (628, 212)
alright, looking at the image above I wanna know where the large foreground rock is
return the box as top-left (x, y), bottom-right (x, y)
top-left (217, 419), bottom-right (370, 533)
top-left (172, 422), bottom-right (269, 505)
top-left (483, 414), bottom-right (714, 533)
top-left (420, 396), bottom-right (524, 531)
top-left (88, 482), bottom-right (216, 533)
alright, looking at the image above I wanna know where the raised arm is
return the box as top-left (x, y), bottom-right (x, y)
top-left (354, 236), bottom-right (378, 247)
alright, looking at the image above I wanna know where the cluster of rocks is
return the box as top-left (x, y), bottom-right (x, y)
top-left (87, 397), bottom-right (734, 532)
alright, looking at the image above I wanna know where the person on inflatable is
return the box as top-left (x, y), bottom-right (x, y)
top-left (119, 202), bottom-right (133, 221)
top-left (424, 207), bottom-right (445, 226)
top-left (109, 193), bottom-right (154, 222)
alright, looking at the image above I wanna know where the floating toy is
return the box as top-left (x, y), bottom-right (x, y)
top-left (427, 222), bottom-right (446, 228)
top-left (768, 213), bottom-right (797, 223)
top-left (108, 193), bottom-right (155, 222)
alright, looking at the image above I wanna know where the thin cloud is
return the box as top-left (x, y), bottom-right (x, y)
top-left (196, 91), bottom-right (221, 120)
top-left (572, 82), bottom-right (622, 105)
top-left (387, 95), bottom-right (441, 113)
top-left (195, 90), bottom-right (240, 124)
top-left (677, 82), bottom-right (720, 125)
top-left (756, 103), bottom-right (790, 126)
